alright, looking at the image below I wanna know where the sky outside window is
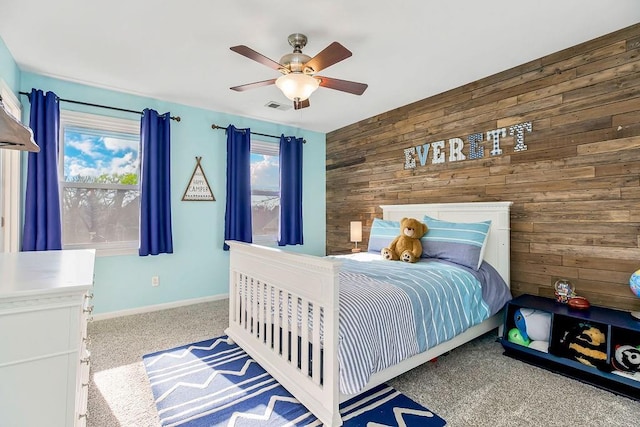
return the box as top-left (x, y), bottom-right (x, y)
top-left (250, 152), bottom-right (279, 192)
top-left (64, 127), bottom-right (139, 182)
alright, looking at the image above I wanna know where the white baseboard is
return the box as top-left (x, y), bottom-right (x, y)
top-left (92, 293), bottom-right (229, 321)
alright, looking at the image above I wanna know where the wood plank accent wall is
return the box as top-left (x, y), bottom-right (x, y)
top-left (326, 23), bottom-right (640, 312)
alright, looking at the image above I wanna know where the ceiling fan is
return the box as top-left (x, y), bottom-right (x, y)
top-left (230, 33), bottom-right (368, 110)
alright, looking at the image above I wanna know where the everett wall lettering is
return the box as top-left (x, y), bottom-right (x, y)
top-left (404, 121), bottom-right (532, 169)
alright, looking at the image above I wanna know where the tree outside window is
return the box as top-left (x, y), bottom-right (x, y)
top-left (59, 111), bottom-right (140, 254)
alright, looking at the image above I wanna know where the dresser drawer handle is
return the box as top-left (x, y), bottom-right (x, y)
top-left (80, 357), bottom-right (91, 365)
top-left (79, 412), bottom-right (88, 419)
top-left (83, 306), bottom-right (94, 314)
top-left (85, 292), bottom-right (94, 300)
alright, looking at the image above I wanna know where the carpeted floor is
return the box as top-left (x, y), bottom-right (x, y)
top-left (87, 299), bottom-right (640, 427)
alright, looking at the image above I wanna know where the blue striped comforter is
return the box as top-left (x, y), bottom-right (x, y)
top-left (336, 254), bottom-right (492, 395)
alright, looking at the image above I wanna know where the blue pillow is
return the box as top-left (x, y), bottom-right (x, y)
top-left (421, 215), bottom-right (491, 270)
top-left (367, 218), bottom-right (400, 252)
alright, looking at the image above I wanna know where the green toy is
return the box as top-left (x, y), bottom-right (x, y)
top-left (507, 327), bottom-right (530, 347)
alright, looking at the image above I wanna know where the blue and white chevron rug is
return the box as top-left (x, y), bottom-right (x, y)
top-left (143, 336), bottom-right (447, 427)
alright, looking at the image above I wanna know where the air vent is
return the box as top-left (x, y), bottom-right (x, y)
top-left (265, 101), bottom-right (291, 111)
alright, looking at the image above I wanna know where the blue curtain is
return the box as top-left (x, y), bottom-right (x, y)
top-left (139, 109), bottom-right (173, 256)
top-left (278, 135), bottom-right (304, 246)
top-left (22, 89), bottom-right (62, 251)
top-left (223, 125), bottom-right (252, 250)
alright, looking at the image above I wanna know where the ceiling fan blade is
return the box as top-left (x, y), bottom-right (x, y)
top-left (317, 76), bottom-right (368, 95)
top-left (304, 42), bottom-right (352, 73)
top-left (294, 99), bottom-right (310, 110)
top-left (230, 78), bottom-right (277, 92)
top-left (230, 45), bottom-right (283, 71)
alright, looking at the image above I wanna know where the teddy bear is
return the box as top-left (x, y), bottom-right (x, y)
top-left (381, 217), bottom-right (428, 263)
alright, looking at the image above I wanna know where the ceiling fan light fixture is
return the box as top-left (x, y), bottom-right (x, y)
top-left (230, 34), bottom-right (366, 110)
top-left (275, 73), bottom-right (320, 102)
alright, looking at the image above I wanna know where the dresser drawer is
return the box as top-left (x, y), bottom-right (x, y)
top-left (0, 352), bottom-right (76, 427)
top-left (0, 305), bottom-right (81, 365)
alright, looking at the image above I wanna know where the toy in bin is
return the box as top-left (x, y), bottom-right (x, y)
top-left (507, 328), bottom-right (530, 347)
top-left (611, 344), bottom-right (640, 373)
top-left (558, 322), bottom-right (611, 372)
top-left (507, 308), bottom-right (551, 353)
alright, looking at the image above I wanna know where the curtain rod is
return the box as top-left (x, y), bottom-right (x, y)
top-left (211, 123), bottom-right (306, 144)
top-left (18, 91), bottom-right (181, 121)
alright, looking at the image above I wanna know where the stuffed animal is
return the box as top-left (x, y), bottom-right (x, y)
top-left (507, 328), bottom-right (530, 347)
top-left (381, 217), bottom-right (428, 263)
top-left (611, 345), bottom-right (640, 372)
top-left (528, 340), bottom-right (549, 353)
top-left (514, 308), bottom-right (551, 342)
top-left (558, 323), bottom-right (611, 372)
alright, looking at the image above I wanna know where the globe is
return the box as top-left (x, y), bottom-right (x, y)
top-left (630, 269), bottom-right (640, 320)
top-left (631, 269), bottom-right (640, 299)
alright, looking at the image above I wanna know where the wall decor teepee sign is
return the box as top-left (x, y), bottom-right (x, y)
top-left (182, 157), bottom-right (215, 201)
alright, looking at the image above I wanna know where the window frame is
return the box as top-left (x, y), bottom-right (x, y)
top-left (250, 139), bottom-right (280, 246)
top-left (0, 80), bottom-right (21, 253)
top-left (58, 110), bottom-right (140, 256)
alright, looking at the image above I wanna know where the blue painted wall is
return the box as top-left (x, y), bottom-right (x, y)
top-left (0, 37), bottom-right (20, 93)
top-left (1, 38), bottom-right (326, 315)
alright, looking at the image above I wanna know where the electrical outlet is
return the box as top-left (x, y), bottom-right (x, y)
top-left (151, 276), bottom-right (160, 287)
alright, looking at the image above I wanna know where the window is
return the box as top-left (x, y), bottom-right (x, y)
top-left (59, 111), bottom-right (140, 254)
top-left (250, 140), bottom-right (279, 244)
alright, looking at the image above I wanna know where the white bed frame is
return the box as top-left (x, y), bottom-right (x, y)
top-left (225, 201), bottom-right (512, 426)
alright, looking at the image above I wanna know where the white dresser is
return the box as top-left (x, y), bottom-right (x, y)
top-left (0, 249), bottom-right (95, 427)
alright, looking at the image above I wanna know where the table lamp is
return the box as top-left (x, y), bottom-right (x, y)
top-left (350, 221), bottom-right (362, 253)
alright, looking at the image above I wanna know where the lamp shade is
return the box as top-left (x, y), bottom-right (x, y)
top-left (350, 221), bottom-right (362, 243)
top-left (275, 73), bottom-right (320, 101)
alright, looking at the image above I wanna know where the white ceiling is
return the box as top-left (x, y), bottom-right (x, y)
top-left (0, 1), bottom-right (638, 134)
